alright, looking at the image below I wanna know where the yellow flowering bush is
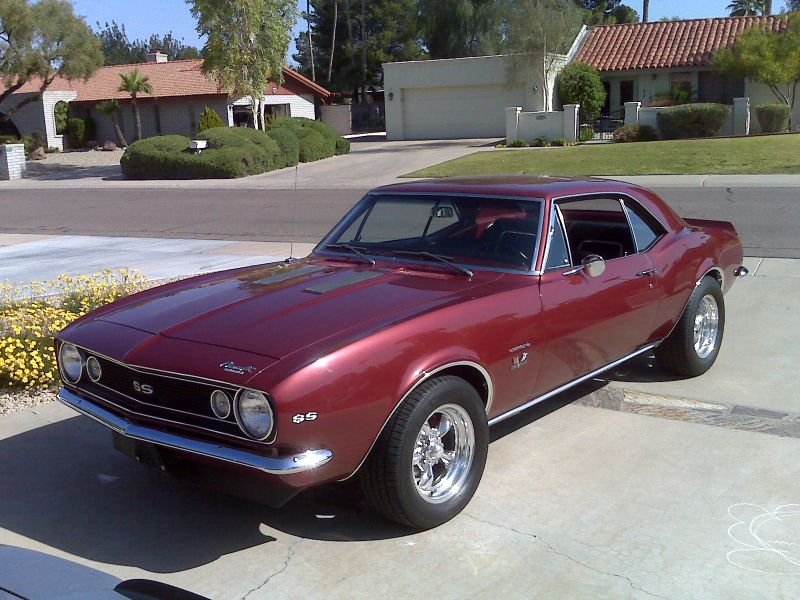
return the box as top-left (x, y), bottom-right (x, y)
top-left (0, 269), bottom-right (148, 389)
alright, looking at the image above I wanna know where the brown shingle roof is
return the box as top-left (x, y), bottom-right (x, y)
top-left (574, 16), bottom-right (787, 72)
top-left (13, 59), bottom-right (330, 101)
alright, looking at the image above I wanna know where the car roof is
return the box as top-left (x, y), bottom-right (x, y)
top-left (373, 176), bottom-right (645, 200)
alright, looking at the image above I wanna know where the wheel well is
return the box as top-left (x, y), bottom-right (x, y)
top-left (703, 268), bottom-right (723, 287)
top-left (435, 365), bottom-right (491, 410)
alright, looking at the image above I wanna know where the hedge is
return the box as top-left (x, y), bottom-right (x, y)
top-left (121, 120), bottom-right (350, 179)
top-left (656, 103), bottom-right (730, 140)
top-left (755, 104), bottom-right (790, 134)
top-left (613, 124), bottom-right (658, 143)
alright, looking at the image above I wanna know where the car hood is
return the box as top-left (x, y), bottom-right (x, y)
top-left (96, 259), bottom-right (502, 360)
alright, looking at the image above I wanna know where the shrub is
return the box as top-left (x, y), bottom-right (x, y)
top-left (0, 270), bottom-right (148, 389)
top-left (612, 124), bottom-right (658, 143)
top-left (0, 135), bottom-right (20, 145)
top-left (335, 136), bottom-right (351, 155)
top-left (65, 117), bottom-right (88, 148)
top-left (267, 117), bottom-right (349, 161)
top-left (533, 137), bottom-right (550, 147)
top-left (22, 130), bottom-right (46, 154)
top-left (550, 137), bottom-right (569, 147)
top-left (198, 106), bottom-right (226, 133)
top-left (508, 139), bottom-right (528, 147)
top-left (266, 127), bottom-right (300, 167)
top-left (755, 103), bottom-right (790, 134)
top-left (556, 62), bottom-right (606, 122)
top-left (579, 127), bottom-right (595, 142)
top-left (656, 103), bottom-right (730, 139)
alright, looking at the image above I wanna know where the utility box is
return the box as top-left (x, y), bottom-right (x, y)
top-left (0, 144), bottom-right (26, 180)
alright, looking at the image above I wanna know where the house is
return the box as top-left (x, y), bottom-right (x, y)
top-left (0, 52), bottom-right (331, 150)
top-left (383, 53), bottom-right (569, 141)
top-left (384, 15), bottom-right (796, 140)
top-left (572, 15), bottom-right (795, 131)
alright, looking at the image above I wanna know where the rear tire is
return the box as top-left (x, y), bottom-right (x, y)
top-left (655, 275), bottom-right (725, 377)
top-left (360, 375), bottom-right (488, 529)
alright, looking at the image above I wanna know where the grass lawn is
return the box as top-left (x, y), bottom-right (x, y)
top-left (404, 133), bottom-right (800, 178)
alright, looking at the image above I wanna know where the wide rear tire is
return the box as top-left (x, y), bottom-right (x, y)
top-left (655, 275), bottom-right (725, 377)
top-left (360, 375), bottom-right (488, 529)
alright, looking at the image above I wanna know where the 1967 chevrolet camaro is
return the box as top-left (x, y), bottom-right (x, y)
top-left (55, 176), bottom-right (746, 528)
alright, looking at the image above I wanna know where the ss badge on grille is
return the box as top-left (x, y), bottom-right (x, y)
top-left (133, 381), bottom-right (154, 395)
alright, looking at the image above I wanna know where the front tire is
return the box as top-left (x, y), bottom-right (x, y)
top-left (360, 375), bottom-right (489, 529)
top-left (655, 275), bottom-right (725, 377)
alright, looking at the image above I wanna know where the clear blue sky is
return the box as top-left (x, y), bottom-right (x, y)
top-left (72, 0), bottom-right (795, 64)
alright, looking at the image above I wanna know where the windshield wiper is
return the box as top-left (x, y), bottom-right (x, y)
top-left (323, 243), bottom-right (376, 266)
top-left (392, 251), bottom-right (473, 277)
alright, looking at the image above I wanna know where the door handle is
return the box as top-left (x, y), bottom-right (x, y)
top-left (636, 268), bottom-right (657, 277)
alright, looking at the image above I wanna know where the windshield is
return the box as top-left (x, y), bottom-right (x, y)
top-left (319, 193), bottom-right (544, 272)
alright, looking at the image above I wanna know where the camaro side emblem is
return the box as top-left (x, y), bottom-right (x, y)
top-left (219, 361), bottom-right (258, 375)
top-left (511, 352), bottom-right (529, 370)
top-left (133, 381), bottom-right (154, 395)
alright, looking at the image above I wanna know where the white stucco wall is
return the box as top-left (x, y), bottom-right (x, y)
top-left (384, 53), bottom-right (559, 141)
top-left (237, 94), bottom-right (316, 120)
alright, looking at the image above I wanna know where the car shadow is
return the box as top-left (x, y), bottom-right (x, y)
top-left (0, 377), bottom-right (619, 570)
top-left (601, 352), bottom-right (689, 384)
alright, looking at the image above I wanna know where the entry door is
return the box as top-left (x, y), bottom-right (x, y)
top-left (533, 198), bottom-right (662, 396)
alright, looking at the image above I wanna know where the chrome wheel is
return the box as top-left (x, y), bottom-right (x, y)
top-left (412, 403), bottom-right (475, 504)
top-left (693, 294), bottom-right (719, 359)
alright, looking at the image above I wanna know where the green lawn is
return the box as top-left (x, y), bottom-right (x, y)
top-left (404, 134), bottom-right (800, 178)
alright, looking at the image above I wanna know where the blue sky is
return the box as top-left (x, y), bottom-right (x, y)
top-left (73, 0), bottom-right (794, 64)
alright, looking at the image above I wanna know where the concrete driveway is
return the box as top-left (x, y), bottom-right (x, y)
top-left (0, 258), bottom-right (798, 599)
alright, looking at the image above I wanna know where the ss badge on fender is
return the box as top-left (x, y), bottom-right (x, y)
top-left (293, 412), bottom-right (318, 424)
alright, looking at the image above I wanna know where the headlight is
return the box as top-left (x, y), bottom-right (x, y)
top-left (235, 389), bottom-right (273, 440)
top-left (210, 390), bottom-right (232, 419)
top-left (58, 342), bottom-right (82, 384)
top-left (86, 356), bottom-right (102, 382)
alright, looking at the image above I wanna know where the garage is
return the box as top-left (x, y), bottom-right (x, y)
top-left (384, 54), bottom-right (553, 141)
top-left (400, 84), bottom-right (526, 139)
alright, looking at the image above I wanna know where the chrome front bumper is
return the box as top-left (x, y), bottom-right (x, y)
top-left (57, 388), bottom-right (332, 475)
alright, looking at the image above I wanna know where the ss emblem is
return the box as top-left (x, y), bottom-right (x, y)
top-left (133, 381), bottom-right (154, 395)
top-left (292, 412), bottom-right (318, 424)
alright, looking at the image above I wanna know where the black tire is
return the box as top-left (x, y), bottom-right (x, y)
top-left (655, 275), bottom-right (725, 377)
top-left (360, 375), bottom-right (489, 529)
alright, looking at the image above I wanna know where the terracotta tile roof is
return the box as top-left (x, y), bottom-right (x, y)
top-left (574, 16), bottom-right (788, 72)
top-left (12, 59), bottom-right (330, 101)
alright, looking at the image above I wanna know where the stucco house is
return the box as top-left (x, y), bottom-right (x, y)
top-left (384, 15), bottom-right (797, 140)
top-left (0, 52), bottom-right (331, 150)
top-left (572, 15), bottom-right (796, 132)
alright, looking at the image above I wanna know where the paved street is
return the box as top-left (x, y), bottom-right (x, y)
top-left (0, 258), bottom-right (798, 599)
top-left (0, 185), bottom-right (799, 257)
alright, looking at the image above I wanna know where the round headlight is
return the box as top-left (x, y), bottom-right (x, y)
top-left (235, 389), bottom-right (273, 440)
top-left (58, 342), bottom-right (82, 384)
top-left (86, 356), bottom-right (102, 382)
top-left (210, 390), bottom-right (232, 419)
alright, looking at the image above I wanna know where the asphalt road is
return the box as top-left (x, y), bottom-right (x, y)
top-left (0, 186), bottom-right (796, 257)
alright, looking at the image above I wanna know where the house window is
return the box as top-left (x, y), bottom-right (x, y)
top-left (154, 105), bottom-right (162, 134)
top-left (620, 80), bottom-right (634, 105)
top-left (54, 101), bottom-right (69, 135)
top-left (698, 72), bottom-right (745, 104)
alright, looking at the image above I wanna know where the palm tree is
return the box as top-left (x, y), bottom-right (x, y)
top-left (726, 0), bottom-right (765, 16)
top-left (96, 99), bottom-right (128, 148)
top-left (642, 0), bottom-right (649, 23)
top-left (117, 69), bottom-right (153, 141)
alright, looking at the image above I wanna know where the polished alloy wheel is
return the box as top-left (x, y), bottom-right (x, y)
top-left (693, 294), bottom-right (719, 359)
top-left (412, 403), bottom-right (474, 504)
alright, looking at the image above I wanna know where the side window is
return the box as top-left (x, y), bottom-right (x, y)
top-left (545, 208), bottom-right (570, 270)
top-left (623, 199), bottom-right (666, 252)
top-left (558, 197), bottom-right (636, 263)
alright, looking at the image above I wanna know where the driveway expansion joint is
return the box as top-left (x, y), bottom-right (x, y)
top-left (582, 386), bottom-right (800, 438)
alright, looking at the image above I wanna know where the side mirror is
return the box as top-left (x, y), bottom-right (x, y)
top-left (432, 206), bottom-right (454, 219)
top-left (582, 254), bottom-right (606, 278)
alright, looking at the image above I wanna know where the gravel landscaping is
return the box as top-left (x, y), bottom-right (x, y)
top-left (0, 388), bottom-right (56, 415)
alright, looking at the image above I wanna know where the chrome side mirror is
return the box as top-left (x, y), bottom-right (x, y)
top-left (582, 254), bottom-right (606, 277)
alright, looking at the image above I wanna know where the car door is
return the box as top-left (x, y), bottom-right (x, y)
top-left (534, 195), bottom-right (664, 396)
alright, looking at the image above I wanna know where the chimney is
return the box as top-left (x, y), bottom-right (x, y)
top-left (146, 51), bottom-right (168, 63)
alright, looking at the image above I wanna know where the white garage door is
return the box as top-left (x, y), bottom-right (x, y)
top-left (401, 84), bottom-right (526, 140)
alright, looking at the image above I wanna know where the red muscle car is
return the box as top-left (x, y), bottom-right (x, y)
top-left (56, 177), bottom-right (747, 528)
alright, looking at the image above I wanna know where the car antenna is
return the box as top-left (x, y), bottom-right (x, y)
top-left (287, 163), bottom-right (298, 263)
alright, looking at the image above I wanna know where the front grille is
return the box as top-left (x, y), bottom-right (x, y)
top-left (70, 350), bottom-right (270, 445)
